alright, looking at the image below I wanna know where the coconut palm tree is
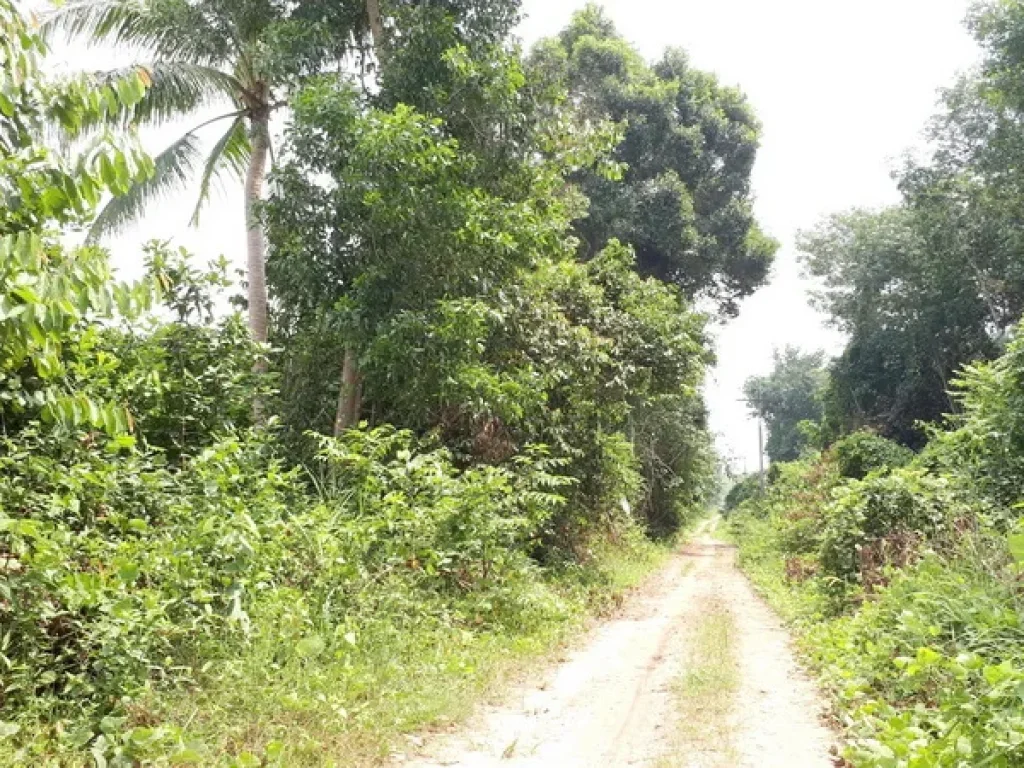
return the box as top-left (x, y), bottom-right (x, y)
top-left (44, 0), bottom-right (369, 345)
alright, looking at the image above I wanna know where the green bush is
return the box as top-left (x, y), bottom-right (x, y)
top-left (90, 246), bottom-right (274, 463)
top-left (0, 423), bottom-right (574, 763)
top-left (734, 451), bottom-right (1024, 766)
top-left (927, 321), bottom-right (1024, 516)
top-left (723, 474), bottom-right (760, 512)
top-left (733, 455), bottom-right (840, 554)
top-left (807, 545), bottom-right (1024, 767)
top-left (819, 468), bottom-right (952, 584)
top-left (832, 430), bottom-right (914, 480)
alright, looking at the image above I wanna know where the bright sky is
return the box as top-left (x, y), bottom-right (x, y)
top-left (55, 0), bottom-right (982, 472)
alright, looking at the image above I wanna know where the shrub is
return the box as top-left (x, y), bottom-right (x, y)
top-left (927, 321), bottom-right (1024, 515)
top-left (732, 455), bottom-right (840, 556)
top-left (723, 474), bottom-right (760, 512)
top-left (0, 423), bottom-right (572, 762)
top-left (819, 468), bottom-right (953, 586)
top-left (832, 430), bottom-right (914, 480)
top-left (807, 544), bottom-right (1024, 767)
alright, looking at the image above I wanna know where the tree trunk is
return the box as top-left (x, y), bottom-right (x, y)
top-left (347, 0), bottom-right (381, 432)
top-left (365, 0), bottom-right (384, 47)
top-left (245, 115), bottom-right (271, 350)
top-left (333, 345), bottom-right (362, 436)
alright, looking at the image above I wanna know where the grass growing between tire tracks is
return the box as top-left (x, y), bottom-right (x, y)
top-left (662, 597), bottom-right (739, 767)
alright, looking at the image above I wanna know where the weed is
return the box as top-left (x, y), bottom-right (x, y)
top-left (662, 599), bottom-right (739, 767)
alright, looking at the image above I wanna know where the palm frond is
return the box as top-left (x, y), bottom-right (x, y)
top-left (88, 130), bottom-right (203, 240)
top-left (89, 109), bottom-right (247, 239)
top-left (92, 61), bottom-right (244, 129)
top-left (42, 0), bottom-right (221, 64)
top-left (191, 114), bottom-right (250, 225)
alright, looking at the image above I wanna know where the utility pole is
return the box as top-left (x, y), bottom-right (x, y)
top-left (737, 395), bottom-right (766, 494)
top-left (757, 417), bottom-right (765, 493)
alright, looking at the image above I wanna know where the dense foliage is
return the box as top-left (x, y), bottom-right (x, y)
top-left (792, 0), bottom-right (1024, 449)
top-left (722, 474), bottom-right (760, 512)
top-left (797, 59), bottom-right (1024, 447)
top-left (730, 332), bottom-right (1024, 764)
top-left (0, 0), bottom-right (754, 763)
top-left (742, 347), bottom-right (826, 463)
top-left (832, 430), bottom-right (914, 482)
top-left (530, 4), bottom-right (777, 315)
top-left (263, 10), bottom-right (724, 540)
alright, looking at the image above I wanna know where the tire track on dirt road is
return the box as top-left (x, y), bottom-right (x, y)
top-left (399, 519), bottom-right (837, 767)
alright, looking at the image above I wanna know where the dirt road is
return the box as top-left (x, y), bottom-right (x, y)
top-left (401, 520), bottom-right (836, 767)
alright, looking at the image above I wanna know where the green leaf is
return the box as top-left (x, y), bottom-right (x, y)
top-left (191, 114), bottom-right (249, 224)
top-left (295, 635), bottom-right (326, 659)
top-left (40, 186), bottom-right (68, 213)
top-left (89, 131), bottom-right (204, 240)
top-left (169, 748), bottom-right (204, 764)
top-left (1008, 533), bottom-right (1024, 564)
top-left (265, 741), bottom-right (285, 762)
top-left (99, 715), bottom-right (126, 734)
top-left (114, 558), bottom-right (140, 584)
top-left (98, 154), bottom-right (117, 187)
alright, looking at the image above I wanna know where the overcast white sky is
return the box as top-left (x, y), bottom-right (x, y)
top-left (54, 0), bottom-right (982, 471)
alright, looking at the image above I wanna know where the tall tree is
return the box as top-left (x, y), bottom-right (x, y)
top-left (531, 4), bottom-right (777, 315)
top-left (800, 69), bottom-right (1024, 447)
top-left (43, 0), bottom-right (367, 345)
top-left (264, 66), bottom-right (599, 436)
top-left (800, 207), bottom-right (988, 446)
top-left (267, 0), bottom-right (618, 435)
top-left (341, 0), bottom-right (534, 430)
top-left (743, 347), bottom-right (826, 462)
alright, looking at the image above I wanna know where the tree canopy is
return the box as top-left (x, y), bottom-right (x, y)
top-left (799, 83), bottom-right (1024, 447)
top-left (791, 1), bottom-right (1024, 449)
top-left (743, 347), bottom-right (826, 463)
top-left (44, 0), bottom-right (371, 345)
top-left (531, 4), bottom-right (777, 315)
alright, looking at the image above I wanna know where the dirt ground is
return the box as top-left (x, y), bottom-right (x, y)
top-left (398, 519), bottom-right (838, 767)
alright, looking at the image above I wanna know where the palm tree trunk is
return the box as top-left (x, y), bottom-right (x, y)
top-left (333, 345), bottom-right (362, 436)
top-left (366, 0), bottom-right (384, 46)
top-left (245, 116), bottom-right (271, 349)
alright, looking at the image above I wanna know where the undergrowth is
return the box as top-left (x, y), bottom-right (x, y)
top-left (728, 332), bottom-right (1024, 768)
top-left (0, 420), bottom-right (673, 767)
top-left (139, 531), bottom-right (670, 768)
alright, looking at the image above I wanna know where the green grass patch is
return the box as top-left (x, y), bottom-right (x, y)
top-left (661, 598), bottom-right (739, 767)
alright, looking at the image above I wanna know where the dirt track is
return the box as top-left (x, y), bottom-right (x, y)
top-left (400, 520), bottom-right (836, 767)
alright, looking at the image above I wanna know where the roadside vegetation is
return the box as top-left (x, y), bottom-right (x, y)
top-left (0, 1), bottom-right (764, 764)
top-left (731, 4), bottom-right (1024, 765)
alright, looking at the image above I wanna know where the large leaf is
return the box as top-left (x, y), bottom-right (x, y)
top-left (42, 0), bottom-right (224, 65)
top-left (191, 113), bottom-right (250, 224)
top-left (88, 129), bottom-right (203, 239)
top-left (1008, 533), bottom-right (1024, 564)
top-left (90, 61), bottom-right (244, 129)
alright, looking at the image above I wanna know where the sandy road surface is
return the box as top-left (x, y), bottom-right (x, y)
top-left (400, 520), bottom-right (837, 767)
